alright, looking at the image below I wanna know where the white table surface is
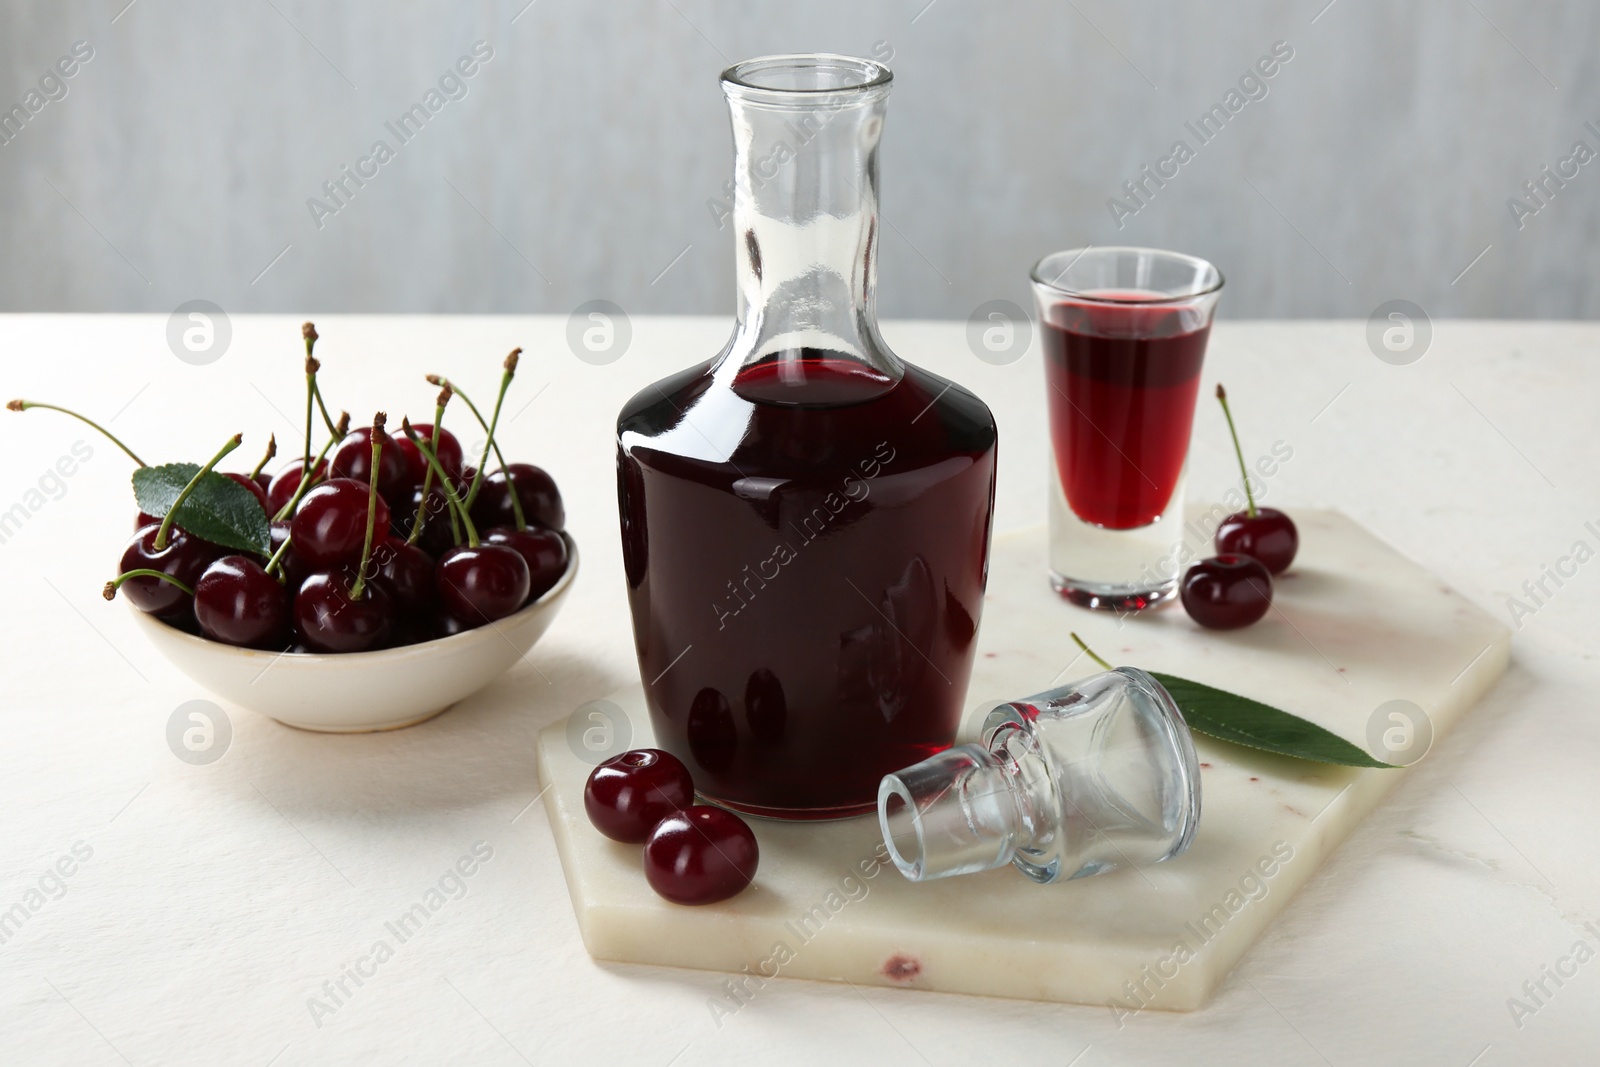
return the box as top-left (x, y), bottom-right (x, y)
top-left (1, 314), bottom-right (1594, 1066)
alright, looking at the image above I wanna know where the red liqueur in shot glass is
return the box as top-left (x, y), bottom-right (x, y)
top-left (1031, 248), bottom-right (1223, 611)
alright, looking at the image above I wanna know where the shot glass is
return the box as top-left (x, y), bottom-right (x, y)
top-left (1031, 247), bottom-right (1223, 611)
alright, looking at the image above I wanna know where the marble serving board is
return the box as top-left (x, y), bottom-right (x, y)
top-left (536, 510), bottom-right (1509, 1011)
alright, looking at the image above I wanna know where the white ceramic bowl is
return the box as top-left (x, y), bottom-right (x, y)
top-left (129, 538), bottom-right (579, 732)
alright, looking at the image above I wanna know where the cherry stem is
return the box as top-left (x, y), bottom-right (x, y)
top-left (402, 417), bottom-right (478, 547)
top-left (463, 348), bottom-right (520, 511)
top-left (301, 323), bottom-right (319, 478)
top-left (155, 434), bottom-right (241, 551)
top-left (7, 400), bottom-right (147, 467)
top-left (1215, 384), bottom-right (1257, 519)
top-left (502, 468), bottom-right (527, 531)
top-left (103, 569), bottom-right (194, 600)
top-left (313, 382), bottom-right (340, 438)
top-left (349, 413), bottom-right (385, 601)
top-left (273, 412), bottom-right (348, 522)
top-left (248, 433), bottom-right (277, 481)
top-left (434, 375), bottom-right (526, 529)
top-left (1070, 632), bottom-right (1115, 673)
top-left (407, 389), bottom-right (452, 546)
top-left (264, 528), bottom-right (293, 580)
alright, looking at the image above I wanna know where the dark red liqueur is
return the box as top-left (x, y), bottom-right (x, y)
top-left (1041, 296), bottom-right (1208, 530)
top-left (617, 351), bottom-right (997, 819)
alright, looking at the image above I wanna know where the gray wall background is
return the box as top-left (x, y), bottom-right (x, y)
top-left (1, 1), bottom-right (1595, 321)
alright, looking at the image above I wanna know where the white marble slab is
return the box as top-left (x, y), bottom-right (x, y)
top-left (538, 509), bottom-right (1510, 1011)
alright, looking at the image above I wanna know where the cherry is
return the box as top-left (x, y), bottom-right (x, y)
top-left (1213, 384), bottom-right (1298, 574)
top-left (332, 425), bottom-right (412, 509)
top-left (471, 464), bottom-right (565, 531)
top-left (395, 484), bottom-right (458, 557)
top-left (223, 472), bottom-right (270, 513)
top-left (293, 570), bottom-right (395, 652)
top-left (267, 458), bottom-right (328, 517)
top-left (194, 555), bottom-right (289, 649)
top-left (370, 536), bottom-right (434, 614)
top-left (643, 805), bottom-right (758, 906)
top-left (1181, 554), bottom-right (1273, 630)
top-left (293, 411), bottom-right (396, 651)
top-left (483, 526), bottom-right (568, 602)
top-left (114, 434), bottom-right (243, 619)
top-left (118, 524), bottom-right (216, 618)
top-left (432, 613), bottom-right (473, 639)
top-left (268, 521), bottom-right (314, 592)
top-left (1216, 507), bottom-right (1298, 575)
top-left (584, 749), bottom-right (696, 843)
top-left (393, 423), bottom-right (464, 485)
top-left (253, 472), bottom-right (273, 494)
top-left (400, 413), bottom-right (527, 626)
top-left (290, 478), bottom-right (390, 568)
top-left (434, 544), bottom-right (530, 625)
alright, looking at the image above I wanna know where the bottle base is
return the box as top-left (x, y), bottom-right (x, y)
top-left (1049, 571), bottom-right (1178, 613)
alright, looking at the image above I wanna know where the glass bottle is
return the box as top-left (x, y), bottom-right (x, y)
top-left (878, 668), bottom-right (1201, 883)
top-left (616, 54), bottom-right (998, 820)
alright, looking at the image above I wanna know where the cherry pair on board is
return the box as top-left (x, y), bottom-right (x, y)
top-left (584, 748), bottom-right (759, 907)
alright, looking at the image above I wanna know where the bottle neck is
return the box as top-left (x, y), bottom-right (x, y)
top-left (879, 735), bottom-right (1042, 882)
top-left (719, 83), bottom-right (899, 384)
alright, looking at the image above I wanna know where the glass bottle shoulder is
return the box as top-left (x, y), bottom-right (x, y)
top-left (618, 357), bottom-right (995, 478)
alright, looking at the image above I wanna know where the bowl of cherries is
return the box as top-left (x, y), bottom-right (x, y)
top-left (15, 326), bottom-right (576, 732)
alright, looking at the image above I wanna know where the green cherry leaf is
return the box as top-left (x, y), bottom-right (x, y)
top-left (132, 463), bottom-right (271, 556)
top-left (1150, 672), bottom-right (1398, 769)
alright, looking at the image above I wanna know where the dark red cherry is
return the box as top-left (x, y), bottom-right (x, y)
top-left (268, 520), bottom-right (313, 593)
top-left (253, 472), bottom-right (273, 494)
top-left (643, 805), bottom-right (758, 906)
top-left (393, 423), bottom-right (464, 486)
top-left (392, 436), bottom-right (425, 489)
top-left (267, 458), bottom-right (328, 517)
top-left (1181, 554), bottom-right (1273, 630)
top-left (331, 425), bottom-right (412, 509)
top-left (385, 621), bottom-right (426, 647)
top-left (434, 544), bottom-right (530, 626)
top-left (370, 536), bottom-right (434, 614)
top-left (293, 571), bottom-right (395, 653)
top-left (470, 463), bottom-right (564, 531)
top-left (290, 478), bottom-right (389, 568)
top-left (194, 555), bottom-right (289, 649)
top-left (118, 524), bottom-right (218, 619)
top-left (432, 613), bottom-right (473, 639)
top-left (223, 472), bottom-right (270, 514)
top-left (584, 749), bottom-right (696, 843)
top-left (482, 526), bottom-right (568, 602)
top-left (394, 485), bottom-right (458, 557)
top-left (1215, 507), bottom-right (1298, 575)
